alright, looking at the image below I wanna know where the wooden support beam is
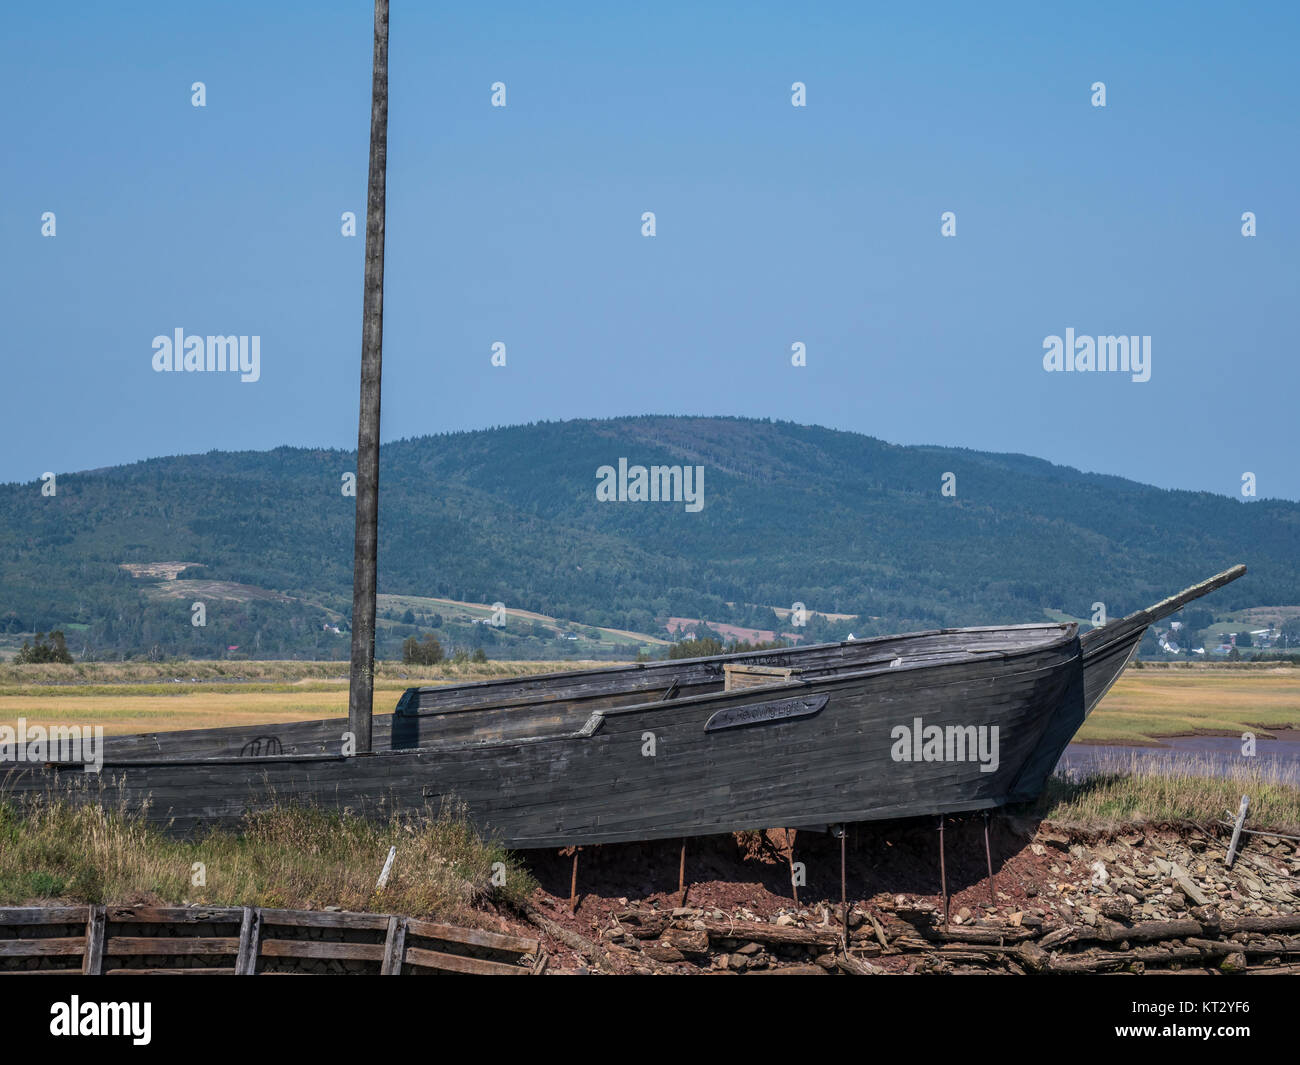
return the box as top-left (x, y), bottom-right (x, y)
top-left (678, 838), bottom-right (688, 907)
top-left (789, 829), bottom-right (799, 907)
top-left (937, 817), bottom-right (949, 928)
top-left (834, 823), bottom-right (848, 945)
top-left (983, 811), bottom-right (996, 907)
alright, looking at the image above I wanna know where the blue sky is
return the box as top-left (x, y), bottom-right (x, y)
top-left (3, 1), bottom-right (1297, 497)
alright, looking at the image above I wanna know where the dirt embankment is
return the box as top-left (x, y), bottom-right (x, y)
top-left (511, 818), bottom-right (1300, 974)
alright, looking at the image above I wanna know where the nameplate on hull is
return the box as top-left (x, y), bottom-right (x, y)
top-left (704, 693), bottom-right (829, 732)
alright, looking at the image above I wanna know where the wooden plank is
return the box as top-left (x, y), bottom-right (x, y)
top-left (259, 908), bottom-right (389, 930)
top-left (258, 939), bottom-right (386, 962)
top-left (0, 937), bottom-right (87, 957)
top-left (106, 937), bottom-right (240, 956)
top-left (105, 968), bottom-right (237, 975)
top-left (106, 905), bottom-right (243, 924)
top-left (380, 916), bottom-right (407, 975)
top-left (236, 907), bottom-right (261, 975)
top-left (405, 918), bottom-right (539, 956)
top-left (724, 664), bottom-right (797, 691)
top-left (82, 905), bottom-right (105, 975)
top-left (401, 945), bottom-right (530, 975)
top-left (0, 907), bottom-right (94, 926)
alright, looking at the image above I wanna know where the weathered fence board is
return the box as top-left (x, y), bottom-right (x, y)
top-left (0, 906), bottom-right (91, 925)
top-left (259, 939), bottom-right (386, 962)
top-left (259, 908), bottom-right (390, 931)
top-left (0, 937), bottom-right (86, 957)
top-left (0, 905), bottom-right (539, 975)
top-left (106, 937), bottom-right (240, 956)
top-left (401, 945), bottom-right (531, 976)
top-left (82, 905), bottom-right (105, 975)
top-left (406, 918), bottom-right (539, 955)
top-left (381, 916), bottom-right (407, 975)
top-left (107, 905), bottom-right (243, 924)
top-left (235, 907), bottom-right (261, 975)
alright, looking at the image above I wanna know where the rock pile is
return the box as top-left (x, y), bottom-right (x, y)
top-left (565, 823), bottom-right (1300, 974)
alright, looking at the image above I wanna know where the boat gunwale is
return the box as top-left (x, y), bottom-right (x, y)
top-left (57, 622), bottom-right (1080, 769)
top-left (397, 622), bottom-right (1079, 698)
top-left (395, 622), bottom-right (1080, 722)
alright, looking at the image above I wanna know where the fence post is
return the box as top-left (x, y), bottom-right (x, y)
top-left (236, 907), bottom-right (262, 975)
top-left (375, 845), bottom-right (397, 890)
top-left (82, 905), bottom-right (105, 975)
top-left (1226, 794), bottom-right (1250, 868)
top-left (381, 915), bottom-right (407, 975)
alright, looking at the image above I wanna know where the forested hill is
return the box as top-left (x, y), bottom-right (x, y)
top-left (2, 416), bottom-right (1296, 659)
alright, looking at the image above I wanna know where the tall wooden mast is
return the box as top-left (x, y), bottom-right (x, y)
top-left (348, 0), bottom-right (389, 754)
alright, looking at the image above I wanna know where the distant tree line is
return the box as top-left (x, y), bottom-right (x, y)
top-left (3, 417), bottom-right (1297, 662)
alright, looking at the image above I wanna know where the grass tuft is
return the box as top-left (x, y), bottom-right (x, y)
top-left (1033, 754), bottom-right (1300, 833)
top-left (0, 796), bottom-right (536, 925)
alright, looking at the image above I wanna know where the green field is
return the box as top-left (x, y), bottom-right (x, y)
top-left (0, 659), bottom-right (600, 736)
top-left (1074, 667), bottom-right (1300, 744)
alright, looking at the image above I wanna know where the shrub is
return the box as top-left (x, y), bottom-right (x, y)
top-left (402, 633), bottom-right (444, 666)
top-left (13, 630), bottom-right (74, 665)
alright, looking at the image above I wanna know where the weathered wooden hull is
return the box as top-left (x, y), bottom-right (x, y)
top-left (7, 628), bottom-right (1078, 846)
top-left (1, 566), bottom-right (1245, 849)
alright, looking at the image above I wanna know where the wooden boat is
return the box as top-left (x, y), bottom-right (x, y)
top-left (2, 566), bottom-right (1245, 848)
